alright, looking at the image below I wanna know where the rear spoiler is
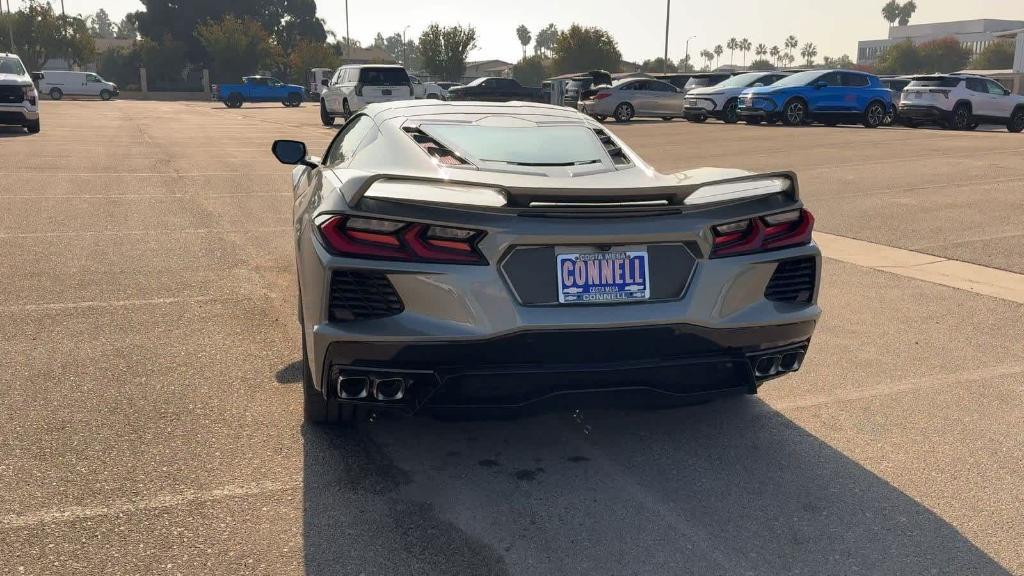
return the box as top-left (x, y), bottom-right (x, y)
top-left (349, 171), bottom-right (799, 213)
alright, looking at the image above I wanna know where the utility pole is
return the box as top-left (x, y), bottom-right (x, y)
top-left (344, 0), bottom-right (350, 61)
top-left (6, 0), bottom-right (14, 53)
top-left (663, 0), bottom-right (671, 73)
top-left (402, 25), bottom-right (410, 66)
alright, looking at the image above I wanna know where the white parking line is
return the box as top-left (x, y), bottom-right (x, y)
top-left (0, 479), bottom-right (300, 528)
top-left (815, 232), bottom-right (1024, 304)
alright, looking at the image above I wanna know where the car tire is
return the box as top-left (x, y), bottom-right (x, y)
top-left (49, 88), bottom-right (63, 100)
top-left (1008, 109), bottom-right (1024, 133)
top-left (883, 105), bottom-right (896, 126)
top-left (426, 93), bottom-right (440, 100)
top-left (99, 89), bottom-right (112, 101)
top-left (782, 99), bottom-right (806, 126)
top-left (25, 118), bottom-right (40, 133)
top-left (300, 311), bottom-right (337, 426)
top-left (613, 102), bottom-right (634, 122)
top-left (286, 93), bottom-right (302, 107)
top-left (862, 101), bottom-right (886, 128)
top-left (342, 99), bottom-right (352, 120)
top-left (228, 94), bottom-right (244, 108)
top-left (951, 103), bottom-right (972, 130)
top-left (320, 100), bottom-right (334, 126)
top-left (721, 99), bottom-right (740, 124)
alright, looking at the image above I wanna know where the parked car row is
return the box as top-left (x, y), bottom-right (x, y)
top-left (577, 69), bottom-right (1024, 133)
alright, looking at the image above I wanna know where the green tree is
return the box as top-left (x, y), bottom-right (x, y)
top-left (769, 45), bottom-right (780, 66)
top-left (372, 32), bottom-right (419, 70)
top-left (89, 8), bottom-right (115, 39)
top-left (874, 40), bottom-right (921, 74)
top-left (97, 47), bottom-right (141, 88)
top-left (550, 24), bottom-right (622, 75)
top-left (749, 59), bottom-right (774, 71)
top-left (640, 57), bottom-right (677, 73)
top-left (0, 2), bottom-right (94, 71)
top-left (822, 54), bottom-right (854, 68)
top-left (196, 16), bottom-right (281, 82)
top-left (784, 35), bottom-right (798, 58)
top-left (134, 0), bottom-right (323, 66)
top-left (739, 38), bottom-right (752, 66)
top-left (800, 42), bottom-right (817, 66)
top-left (699, 49), bottom-right (714, 70)
top-left (918, 37), bottom-right (972, 73)
top-left (726, 37), bottom-right (738, 65)
top-left (881, 0), bottom-right (900, 27)
top-left (516, 25), bottom-right (531, 59)
top-left (713, 44), bottom-right (723, 68)
top-left (897, 0), bottom-right (916, 26)
top-left (137, 35), bottom-right (189, 82)
top-left (534, 23), bottom-right (558, 56)
top-left (116, 13), bottom-right (139, 39)
top-left (511, 54), bottom-right (546, 86)
top-left (676, 54), bottom-right (694, 72)
top-left (288, 40), bottom-right (340, 82)
top-left (972, 40), bottom-right (1015, 70)
top-left (418, 23), bottom-right (477, 82)
top-left (755, 43), bottom-right (767, 60)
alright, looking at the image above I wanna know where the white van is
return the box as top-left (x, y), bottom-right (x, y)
top-left (39, 70), bottom-right (119, 100)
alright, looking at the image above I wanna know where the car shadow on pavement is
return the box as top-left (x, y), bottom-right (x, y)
top-left (274, 361), bottom-right (303, 384)
top-left (301, 395), bottom-right (1010, 576)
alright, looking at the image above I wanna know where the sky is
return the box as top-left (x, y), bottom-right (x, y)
top-left (48, 0), bottom-right (1024, 65)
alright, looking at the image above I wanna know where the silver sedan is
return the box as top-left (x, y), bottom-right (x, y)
top-left (578, 78), bottom-right (687, 122)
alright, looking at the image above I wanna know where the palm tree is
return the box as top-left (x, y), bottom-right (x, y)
top-left (755, 43), bottom-right (768, 63)
top-left (800, 42), bottom-right (818, 66)
top-left (881, 0), bottom-right (900, 27)
top-left (714, 44), bottom-right (724, 68)
top-left (897, 0), bottom-right (916, 26)
top-left (770, 45), bottom-right (781, 67)
top-left (784, 35), bottom-right (798, 59)
top-left (701, 49), bottom-right (715, 71)
top-left (739, 38), bottom-right (752, 66)
top-left (727, 38), bottom-right (738, 65)
top-left (516, 25), bottom-right (532, 59)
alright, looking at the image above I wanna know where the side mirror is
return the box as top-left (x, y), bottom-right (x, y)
top-left (321, 79), bottom-right (330, 86)
top-left (1005, 89), bottom-right (1012, 96)
top-left (814, 81), bottom-right (828, 89)
top-left (272, 140), bottom-right (316, 168)
top-left (31, 72), bottom-right (44, 81)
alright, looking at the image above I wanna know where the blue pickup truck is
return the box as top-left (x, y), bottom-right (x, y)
top-left (212, 76), bottom-right (305, 108)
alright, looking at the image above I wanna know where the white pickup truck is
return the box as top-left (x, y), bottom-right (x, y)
top-left (0, 53), bottom-right (40, 133)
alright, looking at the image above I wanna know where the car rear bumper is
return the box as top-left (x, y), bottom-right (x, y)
top-left (320, 320), bottom-right (816, 413)
top-left (897, 104), bottom-right (951, 122)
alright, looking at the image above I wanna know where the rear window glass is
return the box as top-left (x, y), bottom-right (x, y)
top-left (421, 124), bottom-right (609, 166)
top-left (358, 67), bottom-right (409, 86)
top-left (908, 77), bottom-right (961, 88)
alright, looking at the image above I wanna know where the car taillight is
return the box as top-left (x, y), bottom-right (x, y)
top-left (594, 92), bottom-right (611, 100)
top-left (928, 89), bottom-right (950, 99)
top-left (318, 216), bottom-right (487, 264)
top-left (710, 209), bottom-right (814, 258)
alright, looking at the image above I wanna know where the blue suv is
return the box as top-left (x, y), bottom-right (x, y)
top-left (737, 70), bottom-right (892, 128)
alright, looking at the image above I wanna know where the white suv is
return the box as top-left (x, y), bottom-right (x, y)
top-left (899, 74), bottom-right (1024, 132)
top-left (683, 71), bottom-right (790, 124)
top-left (0, 53), bottom-right (40, 133)
top-left (319, 65), bottom-right (413, 126)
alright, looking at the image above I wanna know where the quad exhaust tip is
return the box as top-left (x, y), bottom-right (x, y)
top-left (335, 373), bottom-right (407, 401)
top-left (752, 349), bottom-right (806, 378)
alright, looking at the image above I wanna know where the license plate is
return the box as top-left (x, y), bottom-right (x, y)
top-left (382, 89), bottom-right (392, 96)
top-left (556, 250), bottom-right (650, 304)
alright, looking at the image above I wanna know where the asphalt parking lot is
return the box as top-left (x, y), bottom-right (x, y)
top-left (1, 100), bottom-right (1022, 575)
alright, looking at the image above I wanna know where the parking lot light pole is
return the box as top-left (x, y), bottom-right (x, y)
top-left (663, 0), bottom-right (671, 73)
top-left (685, 35), bottom-right (696, 72)
top-left (344, 0), bottom-right (350, 60)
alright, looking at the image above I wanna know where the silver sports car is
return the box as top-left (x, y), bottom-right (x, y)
top-left (272, 100), bottom-right (821, 424)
